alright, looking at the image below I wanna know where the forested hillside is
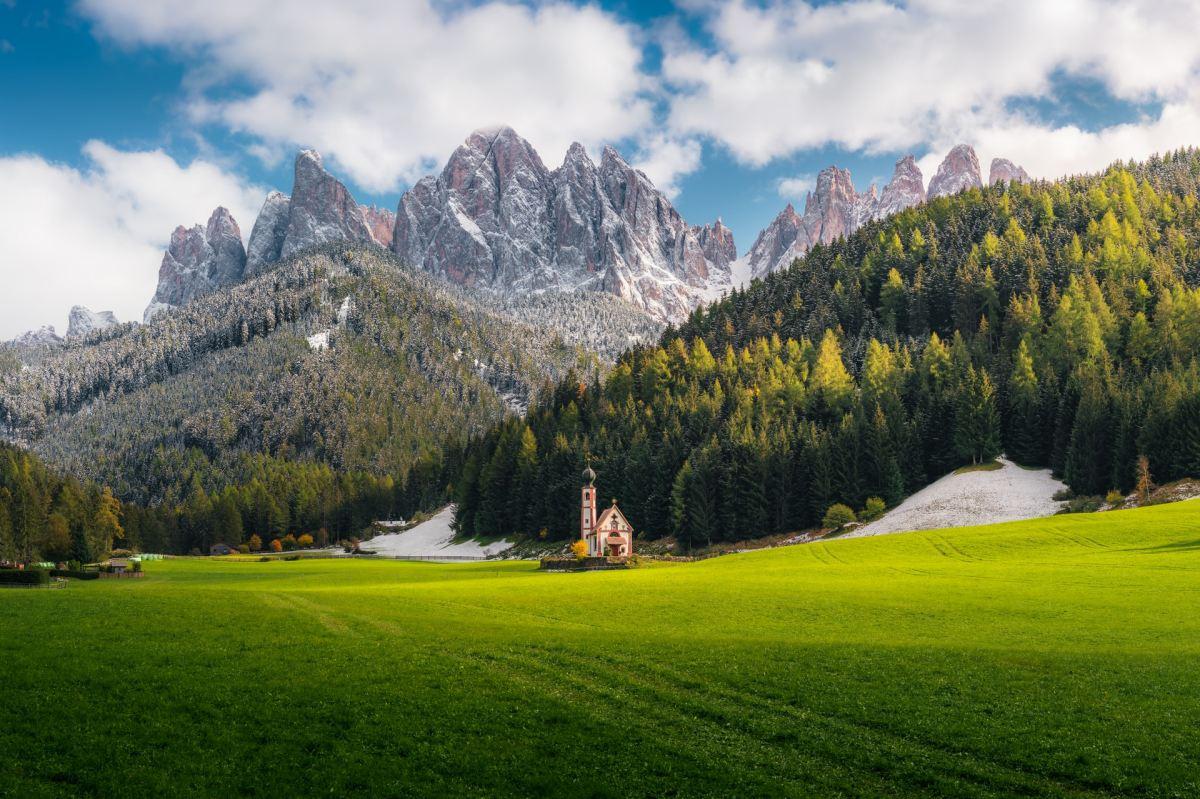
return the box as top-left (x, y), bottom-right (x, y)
top-left (454, 149), bottom-right (1200, 547)
top-left (0, 244), bottom-right (665, 556)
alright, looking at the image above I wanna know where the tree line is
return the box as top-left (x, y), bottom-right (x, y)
top-left (452, 151), bottom-right (1200, 548)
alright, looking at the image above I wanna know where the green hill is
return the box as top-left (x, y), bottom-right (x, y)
top-left (2, 500), bottom-right (1198, 796)
top-left (453, 150), bottom-right (1200, 545)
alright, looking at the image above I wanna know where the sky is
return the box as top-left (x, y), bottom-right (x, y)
top-left (2, 0), bottom-right (1199, 339)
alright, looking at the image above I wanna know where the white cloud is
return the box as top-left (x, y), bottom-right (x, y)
top-left (632, 134), bottom-right (702, 198)
top-left (0, 39), bottom-right (13, 54)
top-left (662, 0), bottom-right (1200, 178)
top-left (0, 143), bottom-right (264, 339)
top-left (80, 0), bottom-right (654, 193)
top-left (776, 174), bottom-right (815, 202)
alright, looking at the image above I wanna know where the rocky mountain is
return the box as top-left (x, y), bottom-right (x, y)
top-left (989, 157), bottom-right (1031, 186)
top-left (746, 157), bottom-right (921, 279)
top-left (245, 191), bottom-right (291, 277)
top-left (746, 145), bottom-right (1023, 279)
top-left (393, 127), bottom-right (734, 323)
top-left (66, 306), bottom-right (119, 339)
top-left (927, 144), bottom-right (983, 198)
top-left (144, 207), bottom-right (246, 322)
top-left (9, 326), bottom-right (61, 348)
top-left (362, 206), bottom-right (395, 249)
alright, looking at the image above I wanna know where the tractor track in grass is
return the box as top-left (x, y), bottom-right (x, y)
top-left (486, 643), bottom-right (1119, 799)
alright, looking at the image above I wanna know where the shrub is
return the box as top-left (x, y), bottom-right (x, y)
top-left (283, 554), bottom-right (301, 561)
top-left (269, 539), bottom-right (283, 553)
top-left (1058, 495), bottom-right (1104, 514)
top-left (50, 569), bottom-right (99, 580)
top-left (132, 560), bottom-right (142, 573)
top-left (248, 534), bottom-right (263, 552)
top-left (281, 534), bottom-right (298, 551)
top-left (1052, 488), bottom-right (1075, 502)
top-left (237, 544), bottom-right (250, 554)
top-left (0, 569), bottom-right (50, 586)
top-left (296, 533), bottom-right (314, 549)
top-left (570, 540), bottom-right (588, 560)
top-left (259, 556), bottom-right (271, 562)
top-left (861, 497), bottom-right (886, 522)
top-left (1105, 489), bottom-right (1125, 506)
top-left (823, 503), bottom-right (857, 529)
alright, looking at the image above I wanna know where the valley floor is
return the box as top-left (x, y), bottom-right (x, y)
top-left (2, 501), bottom-right (1199, 797)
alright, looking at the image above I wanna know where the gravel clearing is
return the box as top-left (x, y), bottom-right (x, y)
top-left (844, 457), bottom-right (1067, 539)
top-left (362, 506), bottom-right (512, 559)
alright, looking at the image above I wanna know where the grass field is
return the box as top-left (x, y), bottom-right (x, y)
top-left (3, 501), bottom-right (1200, 798)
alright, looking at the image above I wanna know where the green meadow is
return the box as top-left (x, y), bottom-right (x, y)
top-left (3, 502), bottom-right (1199, 798)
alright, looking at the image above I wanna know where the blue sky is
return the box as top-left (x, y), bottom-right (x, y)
top-left (2, 0), bottom-right (1198, 337)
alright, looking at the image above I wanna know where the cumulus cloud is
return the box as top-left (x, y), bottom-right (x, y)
top-left (776, 174), bottom-right (815, 202)
top-left (80, 0), bottom-right (654, 193)
top-left (632, 135), bottom-right (702, 198)
top-left (662, 0), bottom-right (1200, 178)
top-left (0, 143), bottom-right (264, 339)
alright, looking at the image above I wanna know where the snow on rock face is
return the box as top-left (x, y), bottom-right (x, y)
top-left (392, 127), bottom-right (734, 324)
top-left (9, 325), bottom-right (62, 347)
top-left (927, 144), bottom-right (983, 198)
top-left (989, 157), bottom-right (1031, 186)
top-left (745, 162), bottom-right (905, 280)
top-left (281, 150), bottom-right (376, 259)
top-left (875, 155), bottom-right (926, 219)
top-left (66, 306), bottom-right (118, 338)
top-left (245, 191), bottom-right (291, 276)
top-left (145, 207), bottom-right (247, 321)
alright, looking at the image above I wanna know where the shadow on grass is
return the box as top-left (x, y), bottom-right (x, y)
top-left (1128, 539), bottom-right (1200, 554)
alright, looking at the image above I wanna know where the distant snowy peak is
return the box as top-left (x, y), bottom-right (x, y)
top-left (745, 155), bottom-right (921, 280)
top-left (67, 306), bottom-right (118, 338)
top-left (145, 206), bottom-right (247, 322)
top-left (393, 126), bottom-right (734, 324)
top-left (989, 157), bottom-right (1031, 186)
top-left (245, 191), bottom-right (290, 277)
top-left (9, 325), bottom-right (62, 348)
top-left (928, 144), bottom-right (983, 198)
top-left (746, 145), bottom-right (1025, 280)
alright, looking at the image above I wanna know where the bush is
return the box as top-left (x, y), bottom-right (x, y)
top-left (248, 534), bottom-right (263, 552)
top-left (1058, 495), bottom-right (1104, 514)
top-left (269, 539), bottom-right (283, 553)
top-left (296, 533), bottom-right (314, 549)
top-left (50, 569), bottom-right (99, 580)
top-left (0, 569), bottom-right (50, 586)
top-left (1052, 488), bottom-right (1075, 502)
top-left (259, 556), bottom-right (271, 562)
top-left (283, 554), bottom-right (301, 561)
top-left (282, 534), bottom-right (298, 551)
top-left (1105, 489), bottom-right (1125, 506)
top-left (861, 497), bottom-right (886, 522)
top-left (132, 560), bottom-right (142, 573)
top-left (570, 540), bottom-right (588, 560)
top-left (237, 544), bottom-right (250, 554)
top-left (822, 503), bottom-right (857, 529)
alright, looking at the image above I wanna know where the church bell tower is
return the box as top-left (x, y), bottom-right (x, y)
top-left (581, 464), bottom-right (597, 547)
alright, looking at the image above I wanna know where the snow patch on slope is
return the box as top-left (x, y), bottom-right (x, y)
top-left (363, 505), bottom-right (512, 558)
top-left (844, 457), bottom-right (1067, 539)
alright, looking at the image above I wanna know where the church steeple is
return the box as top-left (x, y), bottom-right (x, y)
top-left (580, 464), bottom-right (597, 544)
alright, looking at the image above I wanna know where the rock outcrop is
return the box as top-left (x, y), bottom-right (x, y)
top-left (927, 144), bottom-right (983, 198)
top-left (361, 205), bottom-right (395, 249)
top-left (989, 157), bottom-right (1031, 186)
top-left (145, 207), bottom-right (246, 322)
top-left (746, 155), bottom-right (924, 279)
top-left (281, 150), bottom-right (375, 260)
top-left (245, 191), bottom-right (291, 277)
top-left (66, 306), bottom-right (118, 338)
top-left (393, 127), bottom-right (734, 323)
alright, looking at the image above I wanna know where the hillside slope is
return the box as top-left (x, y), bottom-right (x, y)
top-left (1, 245), bottom-right (652, 504)
top-left (847, 457), bottom-right (1065, 537)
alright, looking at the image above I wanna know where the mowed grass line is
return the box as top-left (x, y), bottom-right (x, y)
top-left (2, 501), bottom-right (1199, 797)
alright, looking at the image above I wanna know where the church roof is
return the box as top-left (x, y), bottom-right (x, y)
top-left (594, 501), bottom-right (631, 532)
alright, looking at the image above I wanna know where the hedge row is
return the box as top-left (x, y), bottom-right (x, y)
top-left (50, 569), bottom-right (100, 580)
top-left (0, 569), bottom-right (50, 585)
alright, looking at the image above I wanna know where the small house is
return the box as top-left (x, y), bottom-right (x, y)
top-left (109, 559), bottom-right (129, 574)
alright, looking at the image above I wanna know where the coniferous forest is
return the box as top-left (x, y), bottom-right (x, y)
top-left (453, 150), bottom-right (1200, 548)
